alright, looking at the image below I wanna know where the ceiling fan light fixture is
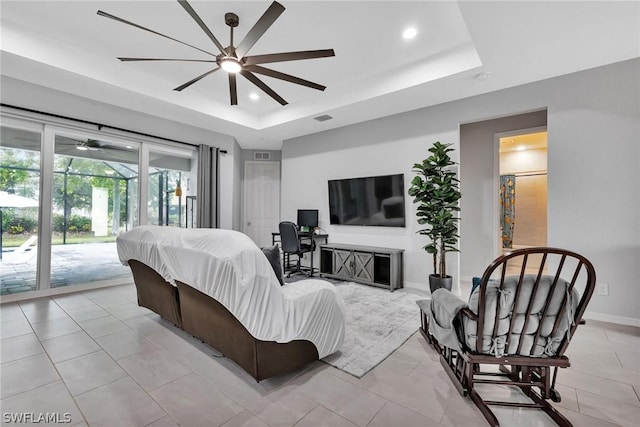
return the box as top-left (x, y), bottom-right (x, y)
top-left (100, 1), bottom-right (335, 105)
top-left (221, 58), bottom-right (241, 73)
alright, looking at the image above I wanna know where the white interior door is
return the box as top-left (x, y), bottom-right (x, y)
top-left (243, 161), bottom-right (280, 247)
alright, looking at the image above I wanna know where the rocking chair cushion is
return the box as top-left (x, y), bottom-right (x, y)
top-left (470, 276), bottom-right (499, 297)
top-left (463, 274), bottom-right (580, 357)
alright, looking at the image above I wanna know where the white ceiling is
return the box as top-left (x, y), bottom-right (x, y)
top-left (1, 1), bottom-right (638, 149)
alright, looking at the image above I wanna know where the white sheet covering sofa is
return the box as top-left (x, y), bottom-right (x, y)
top-left (117, 225), bottom-right (346, 380)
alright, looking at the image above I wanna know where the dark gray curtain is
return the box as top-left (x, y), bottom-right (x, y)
top-left (196, 145), bottom-right (219, 228)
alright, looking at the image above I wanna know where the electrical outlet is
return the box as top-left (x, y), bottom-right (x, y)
top-left (596, 283), bottom-right (609, 296)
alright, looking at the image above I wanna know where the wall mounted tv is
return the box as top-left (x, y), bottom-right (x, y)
top-left (328, 174), bottom-right (405, 227)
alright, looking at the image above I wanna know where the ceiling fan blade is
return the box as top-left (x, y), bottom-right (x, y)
top-left (240, 71), bottom-right (287, 105)
top-left (244, 65), bottom-right (326, 91)
top-left (243, 49), bottom-right (335, 66)
top-left (118, 58), bottom-right (217, 63)
top-left (235, 1), bottom-right (285, 59)
top-left (229, 74), bottom-right (238, 105)
top-left (97, 10), bottom-right (217, 57)
top-left (173, 67), bottom-right (220, 91)
top-left (177, 0), bottom-right (226, 55)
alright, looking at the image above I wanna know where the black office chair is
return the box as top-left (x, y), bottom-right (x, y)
top-left (279, 221), bottom-right (314, 277)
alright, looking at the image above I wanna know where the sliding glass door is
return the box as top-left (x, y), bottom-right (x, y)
top-left (146, 147), bottom-right (197, 228)
top-left (48, 132), bottom-right (139, 288)
top-left (0, 123), bottom-right (42, 295)
top-left (1, 112), bottom-right (201, 297)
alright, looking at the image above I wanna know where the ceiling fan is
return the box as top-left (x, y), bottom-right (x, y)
top-left (55, 136), bottom-right (128, 153)
top-left (97, 0), bottom-right (335, 106)
top-left (75, 139), bottom-right (102, 151)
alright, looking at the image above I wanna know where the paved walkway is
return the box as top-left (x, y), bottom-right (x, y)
top-left (0, 242), bottom-right (131, 295)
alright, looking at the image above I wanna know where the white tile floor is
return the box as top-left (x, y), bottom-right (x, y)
top-left (1, 283), bottom-right (638, 427)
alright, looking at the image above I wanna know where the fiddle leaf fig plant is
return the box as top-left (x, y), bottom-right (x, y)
top-left (408, 141), bottom-right (461, 279)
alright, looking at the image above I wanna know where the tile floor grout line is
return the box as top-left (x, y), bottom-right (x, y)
top-left (569, 365), bottom-right (640, 389)
top-left (0, 376), bottom-right (60, 401)
top-left (41, 299), bottom-right (139, 426)
top-left (363, 401), bottom-right (387, 427)
top-left (25, 325), bottom-right (90, 426)
top-left (4, 283), bottom-right (640, 427)
top-left (139, 369), bottom-right (200, 427)
top-left (46, 347), bottom-right (103, 365)
top-left (634, 384), bottom-right (640, 405)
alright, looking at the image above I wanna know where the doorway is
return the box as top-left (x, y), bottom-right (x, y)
top-left (498, 129), bottom-right (548, 272)
top-left (243, 161), bottom-right (280, 247)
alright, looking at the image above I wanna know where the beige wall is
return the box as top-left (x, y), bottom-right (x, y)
top-left (500, 147), bottom-right (548, 247)
top-left (500, 147), bottom-right (547, 174)
top-left (460, 111), bottom-right (548, 269)
top-left (511, 174), bottom-right (547, 246)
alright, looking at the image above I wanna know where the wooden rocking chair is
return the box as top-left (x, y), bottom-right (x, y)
top-left (423, 247), bottom-right (596, 427)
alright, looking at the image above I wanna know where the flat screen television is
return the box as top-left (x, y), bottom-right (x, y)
top-left (328, 174), bottom-right (405, 227)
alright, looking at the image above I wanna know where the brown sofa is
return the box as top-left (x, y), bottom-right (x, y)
top-left (127, 259), bottom-right (319, 381)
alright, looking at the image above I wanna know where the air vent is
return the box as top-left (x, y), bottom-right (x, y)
top-left (254, 151), bottom-right (270, 160)
top-left (313, 114), bottom-right (333, 122)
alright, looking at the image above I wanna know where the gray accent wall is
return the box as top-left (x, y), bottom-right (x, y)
top-left (282, 58), bottom-right (640, 323)
top-left (460, 110), bottom-right (548, 274)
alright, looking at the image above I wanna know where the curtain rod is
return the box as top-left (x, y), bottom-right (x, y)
top-left (0, 103), bottom-right (210, 150)
top-left (512, 171), bottom-right (547, 177)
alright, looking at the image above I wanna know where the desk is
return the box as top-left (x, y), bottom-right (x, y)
top-left (271, 232), bottom-right (328, 277)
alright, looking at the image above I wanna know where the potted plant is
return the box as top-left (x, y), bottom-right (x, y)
top-left (408, 141), bottom-right (461, 293)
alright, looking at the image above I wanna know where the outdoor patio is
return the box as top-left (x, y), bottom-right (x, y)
top-left (0, 242), bottom-right (132, 295)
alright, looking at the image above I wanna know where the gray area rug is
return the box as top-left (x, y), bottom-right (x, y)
top-left (322, 283), bottom-right (421, 378)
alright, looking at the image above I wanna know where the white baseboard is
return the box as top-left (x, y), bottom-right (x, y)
top-left (583, 311), bottom-right (640, 328)
top-left (0, 277), bottom-right (132, 304)
top-left (460, 275), bottom-right (473, 285)
top-left (403, 280), bottom-right (466, 297)
top-left (403, 281), bottom-right (425, 292)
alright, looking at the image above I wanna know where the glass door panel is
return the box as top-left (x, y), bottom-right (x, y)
top-left (147, 148), bottom-right (197, 228)
top-left (0, 125), bottom-right (41, 295)
top-left (50, 133), bottom-right (139, 288)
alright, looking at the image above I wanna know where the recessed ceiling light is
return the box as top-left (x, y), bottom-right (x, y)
top-left (402, 27), bottom-right (417, 40)
top-left (249, 93), bottom-right (260, 101)
top-left (516, 145), bottom-right (526, 151)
